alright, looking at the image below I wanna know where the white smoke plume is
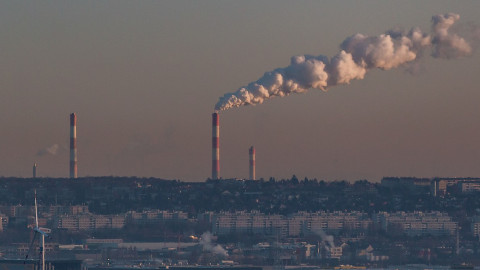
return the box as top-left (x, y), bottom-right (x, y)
top-left (312, 229), bottom-right (335, 250)
top-left (215, 13), bottom-right (476, 111)
top-left (199, 232), bottom-right (228, 257)
top-left (37, 144), bottom-right (61, 156)
top-left (431, 13), bottom-right (472, 58)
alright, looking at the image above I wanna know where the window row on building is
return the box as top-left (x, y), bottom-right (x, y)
top-left (212, 211), bottom-right (458, 237)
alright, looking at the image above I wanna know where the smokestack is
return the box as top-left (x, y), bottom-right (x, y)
top-left (70, 113), bottom-right (77, 179)
top-left (212, 112), bottom-right (220, 179)
top-left (249, 146), bottom-right (255, 180)
top-left (33, 163), bottom-right (37, 178)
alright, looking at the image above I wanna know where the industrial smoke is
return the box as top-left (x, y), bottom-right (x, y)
top-left (37, 144), bottom-right (60, 156)
top-left (313, 229), bottom-right (335, 250)
top-left (200, 232), bottom-right (228, 257)
top-left (215, 13), bottom-right (476, 111)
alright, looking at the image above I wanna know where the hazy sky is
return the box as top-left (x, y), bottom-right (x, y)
top-left (1, 1), bottom-right (479, 181)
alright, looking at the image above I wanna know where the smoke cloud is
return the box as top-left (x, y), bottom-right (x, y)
top-left (215, 13), bottom-right (477, 111)
top-left (37, 144), bottom-right (61, 156)
top-left (199, 232), bottom-right (228, 257)
top-left (312, 229), bottom-right (335, 250)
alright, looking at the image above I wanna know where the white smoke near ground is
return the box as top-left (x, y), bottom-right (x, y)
top-left (199, 232), bottom-right (228, 257)
top-left (37, 144), bottom-right (61, 156)
top-left (312, 229), bottom-right (335, 250)
top-left (215, 13), bottom-right (478, 111)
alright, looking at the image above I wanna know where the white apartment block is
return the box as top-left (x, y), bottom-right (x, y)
top-left (212, 211), bottom-right (372, 237)
top-left (460, 182), bottom-right (480, 193)
top-left (55, 214), bottom-right (125, 230)
top-left (126, 210), bottom-right (188, 225)
top-left (376, 211), bottom-right (457, 236)
top-left (55, 210), bottom-right (189, 230)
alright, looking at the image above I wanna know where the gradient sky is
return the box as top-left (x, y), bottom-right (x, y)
top-left (1, 1), bottom-right (479, 181)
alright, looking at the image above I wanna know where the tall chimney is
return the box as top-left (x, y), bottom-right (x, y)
top-left (212, 112), bottom-right (220, 179)
top-left (70, 113), bottom-right (77, 178)
top-left (249, 146), bottom-right (255, 180)
top-left (33, 163), bottom-right (37, 178)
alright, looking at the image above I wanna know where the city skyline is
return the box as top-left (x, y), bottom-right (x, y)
top-left (0, 1), bottom-right (479, 181)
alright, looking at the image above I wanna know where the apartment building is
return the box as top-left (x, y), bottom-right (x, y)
top-left (55, 214), bottom-right (125, 230)
top-left (375, 211), bottom-right (457, 236)
top-left (212, 211), bottom-right (372, 237)
top-left (126, 210), bottom-right (188, 225)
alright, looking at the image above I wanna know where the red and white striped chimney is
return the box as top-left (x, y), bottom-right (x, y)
top-left (70, 113), bottom-right (77, 178)
top-left (249, 146), bottom-right (255, 180)
top-left (212, 112), bottom-right (220, 179)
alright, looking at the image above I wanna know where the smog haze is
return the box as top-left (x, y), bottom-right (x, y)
top-left (1, 1), bottom-right (480, 181)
